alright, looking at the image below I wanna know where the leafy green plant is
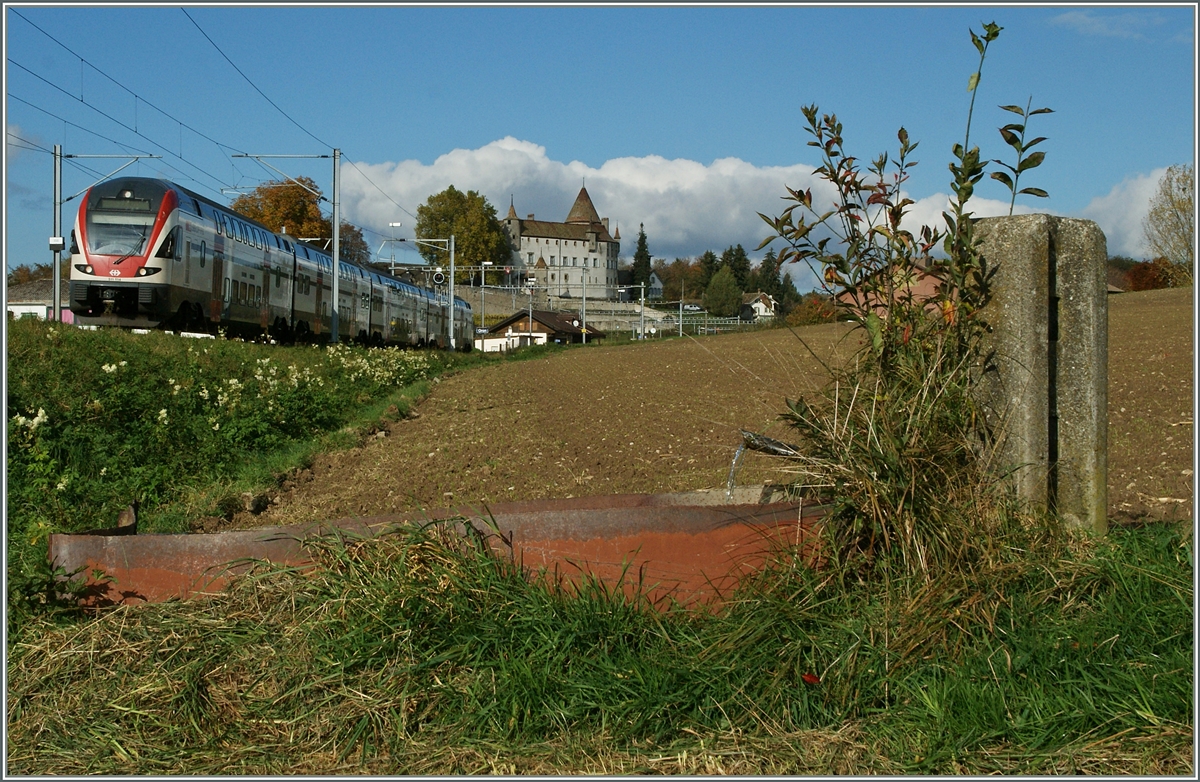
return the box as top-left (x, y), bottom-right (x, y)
top-left (5, 319), bottom-right (453, 623)
top-left (990, 97), bottom-right (1053, 215)
top-left (758, 22), bottom-right (1055, 580)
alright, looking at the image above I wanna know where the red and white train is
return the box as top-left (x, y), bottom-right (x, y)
top-left (67, 176), bottom-right (473, 348)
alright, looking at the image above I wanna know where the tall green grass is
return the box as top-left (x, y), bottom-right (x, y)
top-left (6, 517), bottom-right (1191, 775)
top-left (5, 319), bottom-right (486, 632)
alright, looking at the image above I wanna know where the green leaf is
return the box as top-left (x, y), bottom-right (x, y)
top-left (1029, 107), bottom-right (1055, 115)
top-left (866, 311), bottom-right (884, 355)
top-left (1023, 136), bottom-right (1049, 150)
top-left (898, 127), bottom-right (909, 146)
top-left (1018, 187), bottom-right (1049, 198)
top-left (999, 104), bottom-right (1026, 115)
top-left (971, 30), bottom-right (984, 55)
top-left (990, 171), bottom-right (1015, 189)
top-left (967, 72), bottom-right (980, 92)
top-left (999, 128), bottom-right (1022, 148)
top-left (1018, 150), bottom-right (1046, 172)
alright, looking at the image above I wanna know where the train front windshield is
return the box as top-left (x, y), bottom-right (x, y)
top-left (85, 179), bottom-right (167, 257)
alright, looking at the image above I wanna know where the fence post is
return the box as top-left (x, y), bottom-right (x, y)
top-left (975, 214), bottom-right (1108, 534)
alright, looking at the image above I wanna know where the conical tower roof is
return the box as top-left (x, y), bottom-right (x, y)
top-left (507, 196), bottom-right (517, 220)
top-left (565, 186), bottom-right (602, 224)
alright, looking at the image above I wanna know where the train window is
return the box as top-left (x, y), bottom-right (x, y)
top-left (255, 285), bottom-right (261, 304)
top-left (200, 241), bottom-right (206, 267)
top-left (223, 278), bottom-right (230, 301)
top-left (155, 226), bottom-right (180, 260)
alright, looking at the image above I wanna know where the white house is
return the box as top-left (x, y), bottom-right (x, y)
top-left (740, 291), bottom-right (777, 322)
top-left (648, 271), bottom-right (664, 300)
top-left (502, 188), bottom-right (621, 301)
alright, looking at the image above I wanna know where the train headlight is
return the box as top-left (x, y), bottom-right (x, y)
top-left (75, 264), bottom-right (94, 275)
top-left (137, 266), bottom-right (162, 277)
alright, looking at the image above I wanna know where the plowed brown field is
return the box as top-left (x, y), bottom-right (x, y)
top-left (240, 287), bottom-right (1192, 530)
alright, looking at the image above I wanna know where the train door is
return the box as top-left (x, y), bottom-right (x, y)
top-left (313, 265), bottom-right (324, 337)
top-left (358, 272), bottom-right (372, 341)
top-left (288, 247), bottom-right (298, 333)
top-left (260, 244), bottom-right (270, 332)
top-left (210, 231), bottom-right (226, 324)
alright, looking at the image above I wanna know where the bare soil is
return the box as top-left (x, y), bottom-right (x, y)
top-left (240, 288), bottom-right (1192, 530)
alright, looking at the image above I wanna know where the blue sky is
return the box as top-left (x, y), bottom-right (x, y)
top-left (5, 4), bottom-right (1196, 291)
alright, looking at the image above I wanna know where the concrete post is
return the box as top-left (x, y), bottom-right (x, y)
top-left (975, 215), bottom-right (1108, 534)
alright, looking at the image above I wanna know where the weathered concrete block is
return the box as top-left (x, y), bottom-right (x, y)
top-left (976, 215), bottom-right (1108, 534)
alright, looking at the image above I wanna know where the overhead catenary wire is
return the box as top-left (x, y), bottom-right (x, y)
top-left (179, 10), bottom-right (422, 229)
top-left (6, 93), bottom-right (229, 199)
top-left (10, 8), bottom-right (417, 258)
top-left (8, 7), bottom-right (250, 179)
top-left (181, 8), bottom-right (331, 152)
top-left (8, 59), bottom-right (243, 197)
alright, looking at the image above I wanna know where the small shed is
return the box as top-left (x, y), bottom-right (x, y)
top-left (479, 309), bottom-right (606, 351)
top-left (6, 279), bottom-right (74, 323)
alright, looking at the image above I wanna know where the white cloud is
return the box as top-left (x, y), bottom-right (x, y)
top-left (1079, 169), bottom-right (1164, 258)
top-left (6, 123), bottom-right (39, 162)
top-left (340, 137), bottom-right (829, 264)
top-left (340, 137), bottom-right (1162, 292)
top-left (1050, 10), bottom-right (1164, 39)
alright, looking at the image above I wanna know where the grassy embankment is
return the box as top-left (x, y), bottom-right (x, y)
top-left (4, 318), bottom-right (1193, 775)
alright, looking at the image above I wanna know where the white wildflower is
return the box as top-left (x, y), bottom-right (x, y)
top-left (102, 364), bottom-right (117, 373)
top-left (157, 409), bottom-right (168, 424)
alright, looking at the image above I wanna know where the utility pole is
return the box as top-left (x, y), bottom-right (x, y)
top-left (679, 280), bottom-right (684, 338)
top-left (332, 148), bottom-right (340, 343)
top-left (52, 145), bottom-right (62, 322)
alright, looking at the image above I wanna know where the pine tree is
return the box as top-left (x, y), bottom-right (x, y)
top-left (756, 248), bottom-right (781, 298)
top-left (697, 250), bottom-right (719, 289)
top-left (721, 244), bottom-right (751, 290)
top-left (631, 224), bottom-right (653, 290)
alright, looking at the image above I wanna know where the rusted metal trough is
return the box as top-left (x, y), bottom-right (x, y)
top-left (48, 487), bottom-right (826, 609)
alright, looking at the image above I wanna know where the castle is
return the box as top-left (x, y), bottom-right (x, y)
top-left (502, 187), bottom-right (621, 301)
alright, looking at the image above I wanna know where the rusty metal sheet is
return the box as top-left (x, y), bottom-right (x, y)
top-left (48, 493), bottom-right (826, 608)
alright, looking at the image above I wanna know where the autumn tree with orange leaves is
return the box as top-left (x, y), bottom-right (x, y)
top-left (231, 177), bottom-right (371, 266)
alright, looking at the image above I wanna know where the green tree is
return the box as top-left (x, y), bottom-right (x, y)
top-left (703, 265), bottom-right (742, 316)
top-left (697, 249), bottom-right (719, 290)
top-left (415, 186), bottom-right (511, 283)
top-left (752, 248), bottom-right (782, 298)
top-left (231, 178), bottom-right (370, 265)
top-left (720, 244), bottom-right (751, 290)
top-left (1142, 163), bottom-right (1194, 285)
top-left (6, 261), bottom-right (63, 287)
top-left (630, 224), bottom-right (653, 290)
